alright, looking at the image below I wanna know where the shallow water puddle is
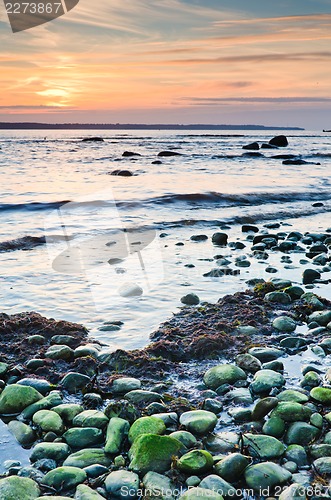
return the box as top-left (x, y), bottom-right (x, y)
top-left (0, 419), bottom-right (30, 474)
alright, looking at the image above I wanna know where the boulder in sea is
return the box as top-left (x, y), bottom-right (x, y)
top-left (110, 170), bottom-right (134, 177)
top-left (157, 151), bottom-right (182, 157)
top-left (181, 293), bottom-right (200, 306)
top-left (211, 232), bottom-right (228, 246)
top-left (269, 135), bottom-right (288, 147)
top-left (122, 151), bottom-right (141, 157)
top-left (242, 142), bottom-right (259, 150)
top-left (302, 268), bottom-right (321, 284)
top-left (81, 137), bottom-right (104, 142)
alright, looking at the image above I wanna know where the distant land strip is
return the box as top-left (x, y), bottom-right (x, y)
top-left (0, 122), bottom-right (304, 131)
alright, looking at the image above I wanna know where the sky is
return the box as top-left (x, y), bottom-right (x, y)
top-left (1, 0), bottom-right (331, 128)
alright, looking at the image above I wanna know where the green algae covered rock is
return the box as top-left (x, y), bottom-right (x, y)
top-left (8, 420), bottom-right (36, 446)
top-left (32, 409), bottom-right (64, 434)
top-left (177, 450), bottom-right (214, 474)
top-left (105, 470), bottom-right (140, 498)
top-left (63, 448), bottom-right (112, 468)
top-left (105, 417), bottom-right (130, 454)
top-left (250, 370), bottom-right (285, 395)
top-left (243, 434), bottom-right (285, 459)
top-left (20, 392), bottom-right (63, 421)
top-left (42, 466), bottom-right (86, 490)
top-left (128, 416), bottom-right (166, 443)
top-left (75, 484), bottom-right (105, 499)
top-left (270, 402), bottom-right (311, 422)
top-left (215, 453), bottom-right (249, 482)
top-left (30, 442), bottom-right (71, 464)
top-left (129, 434), bottom-right (181, 475)
top-left (72, 410), bottom-right (108, 429)
top-left (0, 384), bottom-right (43, 415)
top-left (310, 387), bottom-right (331, 405)
top-left (179, 410), bottom-right (217, 435)
top-left (244, 462), bottom-right (292, 490)
top-left (284, 422), bottom-right (320, 446)
top-left (63, 427), bottom-right (103, 448)
top-left (52, 403), bottom-right (84, 424)
top-left (203, 364), bottom-right (246, 390)
top-left (0, 476), bottom-right (40, 499)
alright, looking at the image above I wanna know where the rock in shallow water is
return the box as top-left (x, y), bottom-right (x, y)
top-left (0, 384), bottom-right (43, 415)
top-left (203, 364), bottom-right (246, 390)
top-left (244, 462), bottom-right (292, 490)
top-left (179, 410), bottom-right (217, 435)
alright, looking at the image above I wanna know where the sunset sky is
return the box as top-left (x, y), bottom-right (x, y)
top-left (1, 0), bottom-right (331, 128)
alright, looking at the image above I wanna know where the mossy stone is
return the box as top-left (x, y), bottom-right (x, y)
top-left (8, 420), bottom-right (36, 446)
top-left (215, 453), bottom-right (250, 482)
top-left (310, 387), bottom-right (331, 405)
top-left (0, 384), bottom-right (43, 415)
top-left (0, 476), bottom-right (40, 499)
top-left (32, 409), bottom-right (64, 434)
top-left (277, 390), bottom-right (309, 404)
top-left (244, 462), bottom-right (292, 490)
top-left (262, 416), bottom-right (285, 438)
top-left (203, 364), bottom-right (246, 390)
top-left (243, 434), bottom-right (285, 459)
top-left (129, 434), bottom-right (181, 475)
top-left (105, 417), bottom-right (130, 454)
top-left (128, 416), bottom-right (166, 443)
top-left (250, 370), bottom-right (285, 395)
top-left (179, 410), bottom-right (217, 435)
top-left (177, 450), bottom-right (214, 474)
top-left (20, 392), bottom-right (63, 421)
top-left (52, 403), bottom-right (84, 424)
top-left (284, 422), bottom-right (320, 446)
top-left (63, 448), bottom-right (112, 468)
top-left (270, 402), bottom-right (311, 422)
top-left (42, 466), bottom-right (87, 490)
top-left (63, 427), bottom-right (103, 448)
top-left (72, 410), bottom-right (108, 429)
top-left (74, 484), bottom-right (105, 499)
top-left (30, 443), bottom-right (71, 464)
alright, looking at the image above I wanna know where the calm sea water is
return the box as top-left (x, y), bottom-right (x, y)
top-left (0, 129), bottom-right (330, 349)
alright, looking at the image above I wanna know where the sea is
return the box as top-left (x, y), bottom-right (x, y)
top-left (0, 129), bottom-right (330, 350)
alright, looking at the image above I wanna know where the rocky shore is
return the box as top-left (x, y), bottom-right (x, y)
top-left (1, 225), bottom-right (331, 499)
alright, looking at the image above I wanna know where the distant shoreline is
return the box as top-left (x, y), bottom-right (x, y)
top-left (0, 122), bottom-right (304, 131)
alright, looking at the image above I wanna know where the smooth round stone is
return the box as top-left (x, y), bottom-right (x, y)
top-left (228, 407), bottom-right (251, 422)
top-left (215, 453), bottom-right (250, 482)
top-left (270, 402), bottom-right (312, 422)
top-left (310, 387), bottom-right (331, 405)
top-left (75, 484), bottom-right (105, 499)
top-left (143, 470), bottom-right (176, 498)
top-left (82, 393), bottom-right (103, 408)
top-left (301, 371), bottom-right (321, 388)
top-left (42, 466), bottom-right (87, 490)
top-left (313, 457), bottom-right (331, 475)
top-left (111, 377), bottom-right (141, 394)
top-left (61, 372), bottom-right (90, 393)
top-left (203, 364), bottom-right (246, 390)
top-left (177, 450), bottom-right (214, 474)
top-left (244, 462), bottom-right (292, 490)
top-left (63, 448), bottom-right (112, 468)
top-left (33, 410), bottom-right (64, 434)
top-left (250, 370), bottom-right (285, 395)
top-left (309, 310), bottom-right (331, 326)
top-left (284, 286), bottom-right (304, 300)
top-left (251, 397), bottom-right (279, 420)
top-left (51, 334), bottom-right (77, 346)
top-left (204, 432), bottom-right (239, 454)
top-left (234, 325), bottom-right (258, 335)
top-left (105, 417), bottom-right (130, 455)
top-left (0, 476), bottom-right (40, 499)
top-left (242, 434), bottom-right (285, 459)
top-left (181, 294), bottom-right (200, 306)
top-left (285, 422), bottom-right (320, 446)
top-left (309, 444), bottom-right (331, 459)
top-left (179, 487), bottom-right (223, 500)
top-left (20, 392), bottom-right (63, 421)
top-left (74, 345), bottom-right (100, 359)
top-left (273, 316), bottom-right (297, 332)
top-left (280, 337), bottom-right (307, 349)
top-left (179, 410), bottom-right (217, 435)
top-left (72, 410), bottom-right (108, 429)
top-left (8, 420), bottom-right (36, 446)
top-left (45, 345), bottom-right (74, 360)
top-left (63, 427), bottom-right (103, 448)
top-left (262, 416), bottom-right (285, 438)
top-left (202, 399), bottom-right (223, 415)
top-left (124, 390), bottom-right (162, 404)
top-left (17, 378), bottom-right (53, 395)
top-left (265, 292), bottom-right (291, 304)
top-left (27, 335), bottom-right (45, 345)
top-left (152, 412), bottom-right (178, 427)
top-left (30, 443), bottom-right (71, 464)
top-left (0, 384), bottom-right (43, 415)
top-left (169, 431), bottom-right (197, 449)
top-left (199, 475), bottom-right (236, 497)
top-left (186, 476), bottom-right (201, 487)
top-left (129, 416), bottom-right (166, 443)
top-left (52, 404), bottom-right (84, 423)
top-left (236, 353), bottom-right (262, 373)
top-left (285, 445), bottom-right (308, 467)
top-left (282, 461), bottom-right (298, 473)
top-left (248, 347), bottom-right (284, 362)
top-left (277, 390), bottom-right (309, 403)
top-left (26, 359), bottom-right (44, 370)
top-left (105, 470), bottom-right (140, 498)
